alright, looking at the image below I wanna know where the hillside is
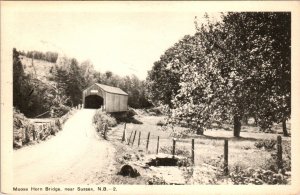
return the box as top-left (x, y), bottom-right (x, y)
top-left (20, 55), bottom-right (56, 82)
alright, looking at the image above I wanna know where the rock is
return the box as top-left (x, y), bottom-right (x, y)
top-left (118, 164), bottom-right (140, 178)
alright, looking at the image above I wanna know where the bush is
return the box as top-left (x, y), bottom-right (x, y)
top-left (230, 167), bottom-right (288, 185)
top-left (147, 175), bottom-right (167, 185)
top-left (254, 139), bottom-right (276, 150)
top-left (13, 108), bottom-right (32, 148)
top-left (93, 109), bottom-right (117, 139)
top-left (261, 148), bottom-right (291, 173)
top-left (93, 109), bottom-right (117, 127)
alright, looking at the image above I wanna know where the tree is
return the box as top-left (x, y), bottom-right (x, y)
top-left (13, 48), bottom-right (25, 111)
top-left (146, 35), bottom-right (199, 107)
top-left (80, 60), bottom-right (98, 88)
top-left (53, 58), bottom-right (85, 107)
top-left (215, 12), bottom-right (291, 136)
top-left (163, 12), bottom-right (290, 137)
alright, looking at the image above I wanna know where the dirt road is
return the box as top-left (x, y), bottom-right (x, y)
top-left (13, 109), bottom-right (115, 185)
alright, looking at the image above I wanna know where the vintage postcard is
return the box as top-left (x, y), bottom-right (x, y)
top-left (1, 1), bottom-right (300, 194)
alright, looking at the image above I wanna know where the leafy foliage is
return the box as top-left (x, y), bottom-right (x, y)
top-left (254, 139), bottom-right (276, 150)
top-left (146, 35), bottom-right (198, 107)
top-left (230, 167), bottom-right (288, 185)
top-left (93, 109), bottom-right (117, 139)
top-left (147, 175), bottom-right (167, 185)
top-left (146, 12), bottom-right (291, 137)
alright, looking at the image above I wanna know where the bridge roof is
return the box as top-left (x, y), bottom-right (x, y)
top-left (95, 83), bottom-right (128, 95)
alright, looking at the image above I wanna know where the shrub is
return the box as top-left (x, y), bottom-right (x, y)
top-left (230, 167), bottom-right (288, 185)
top-left (93, 109), bottom-right (117, 127)
top-left (261, 150), bottom-right (291, 173)
top-left (13, 108), bottom-right (32, 148)
top-left (93, 109), bottom-right (117, 139)
top-left (254, 139), bottom-right (276, 150)
top-left (147, 175), bottom-right (167, 185)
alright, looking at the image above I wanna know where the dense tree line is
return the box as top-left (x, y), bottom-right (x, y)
top-left (13, 48), bottom-right (151, 118)
top-left (146, 12), bottom-right (291, 137)
top-left (23, 50), bottom-right (59, 63)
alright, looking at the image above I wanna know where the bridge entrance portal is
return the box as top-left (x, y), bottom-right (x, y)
top-left (84, 95), bottom-right (104, 109)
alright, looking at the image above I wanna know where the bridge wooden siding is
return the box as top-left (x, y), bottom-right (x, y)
top-left (82, 83), bottom-right (128, 112)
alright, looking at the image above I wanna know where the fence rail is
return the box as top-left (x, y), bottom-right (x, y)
top-left (14, 104), bottom-right (82, 148)
top-left (120, 122), bottom-right (285, 175)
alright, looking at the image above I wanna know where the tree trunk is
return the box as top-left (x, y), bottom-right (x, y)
top-left (282, 119), bottom-right (288, 137)
top-left (233, 115), bottom-right (241, 137)
top-left (254, 116), bottom-right (258, 126)
top-left (242, 116), bottom-right (248, 125)
top-left (196, 126), bottom-right (204, 135)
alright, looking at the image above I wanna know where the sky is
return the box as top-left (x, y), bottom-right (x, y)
top-left (3, 2), bottom-right (220, 80)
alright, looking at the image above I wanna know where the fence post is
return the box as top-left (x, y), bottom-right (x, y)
top-left (192, 139), bottom-right (195, 165)
top-left (128, 131), bottom-right (133, 145)
top-left (156, 136), bottom-right (160, 154)
top-left (121, 123), bottom-right (126, 142)
top-left (172, 138), bottom-right (176, 158)
top-left (146, 132), bottom-right (150, 152)
top-left (138, 131), bottom-right (141, 147)
top-left (32, 124), bottom-right (36, 141)
top-left (104, 123), bottom-right (108, 140)
top-left (224, 139), bottom-right (229, 175)
top-left (132, 130), bottom-right (137, 146)
top-left (39, 125), bottom-right (43, 140)
top-left (277, 135), bottom-right (283, 170)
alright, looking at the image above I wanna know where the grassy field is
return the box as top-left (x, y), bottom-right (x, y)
top-left (107, 109), bottom-right (291, 185)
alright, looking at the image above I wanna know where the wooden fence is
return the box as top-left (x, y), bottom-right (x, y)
top-left (14, 104), bottom-right (82, 148)
top-left (120, 123), bottom-right (284, 175)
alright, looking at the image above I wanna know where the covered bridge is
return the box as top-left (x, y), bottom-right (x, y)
top-left (82, 83), bottom-right (128, 112)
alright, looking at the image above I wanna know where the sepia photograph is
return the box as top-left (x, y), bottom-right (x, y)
top-left (1, 1), bottom-right (300, 194)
